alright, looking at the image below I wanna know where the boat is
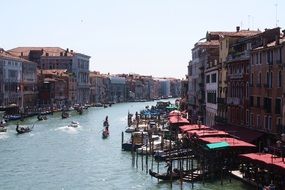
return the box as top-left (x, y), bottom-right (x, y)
top-left (37, 114), bottom-right (47, 121)
top-left (125, 126), bottom-right (136, 133)
top-left (149, 169), bottom-right (184, 181)
top-left (62, 111), bottom-right (69, 119)
top-left (0, 126), bottom-right (7, 132)
top-left (4, 114), bottom-right (22, 121)
top-left (77, 107), bottom-right (83, 115)
top-left (16, 124), bottom-right (32, 134)
top-left (68, 121), bottom-right (79, 128)
top-left (102, 128), bottom-right (109, 138)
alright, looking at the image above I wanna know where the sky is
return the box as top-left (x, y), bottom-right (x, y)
top-left (1, 0), bottom-right (284, 79)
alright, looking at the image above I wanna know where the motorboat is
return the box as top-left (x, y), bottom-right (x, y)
top-left (68, 121), bottom-right (79, 128)
top-left (0, 126), bottom-right (7, 132)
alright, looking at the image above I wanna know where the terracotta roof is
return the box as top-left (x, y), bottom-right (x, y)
top-left (213, 30), bottom-right (261, 38)
top-left (0, 49), bottom-right (30, 62)
top-left (8, 47), bottom-right (74, 57)
top-left (253, 36), bottom-right (285, 50)
top-left (196, 40), bottom-right (220, 47)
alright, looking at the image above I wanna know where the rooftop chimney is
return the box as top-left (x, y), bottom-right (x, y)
top-left (66, 48), bottom-right (69, 52)
top-left (236, 26), bottom-right (240, 32)
top-left (282, 29), bottom-right (285, 37)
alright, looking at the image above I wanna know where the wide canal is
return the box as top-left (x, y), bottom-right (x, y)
top-left (0, 100), bottom-right (254, 190)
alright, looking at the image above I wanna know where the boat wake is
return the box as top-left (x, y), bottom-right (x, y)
top-left (0, 133), bottom-right (9, 140)
top-left (54, 126), bottom-right (81, 134)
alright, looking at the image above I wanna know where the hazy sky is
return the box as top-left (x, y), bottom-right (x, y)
top-left (1, 0), bottom-right (284, 78)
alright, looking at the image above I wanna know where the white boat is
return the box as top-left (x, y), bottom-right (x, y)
top-left (125, 126), bottom-right (136, 133)
top-left (0, 127), bottom-right (7, 132)
top-left (68, 121), bottom-right (79, 128)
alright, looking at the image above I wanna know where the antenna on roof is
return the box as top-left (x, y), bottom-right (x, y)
top-left (275, 1), bottom-right (279, 27)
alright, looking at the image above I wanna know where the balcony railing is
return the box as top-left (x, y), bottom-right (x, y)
top-left (227, 50), bottom-right (250, 62)
top-left (228, 73), bottom-right (243, 79)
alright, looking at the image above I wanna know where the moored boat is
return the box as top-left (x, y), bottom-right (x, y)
top-left (149, 169), bottom-right (184, 181)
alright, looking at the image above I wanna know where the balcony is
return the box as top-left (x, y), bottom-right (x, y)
top-left (255, 83), bottom-right (262, 88)
top-left (227, 50), bottom-right (250, 62)
top-left (228, 73), bottom-right (243, 79)
top-left (227, 97), bottom-right (240, 105)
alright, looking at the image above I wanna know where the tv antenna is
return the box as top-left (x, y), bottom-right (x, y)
top-left (275, 2), bottom-right (279, 27)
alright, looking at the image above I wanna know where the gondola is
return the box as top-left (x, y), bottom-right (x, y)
top-left (77, 107), bottom-right (83, 115)
top-left (62, 111), bottom-right (69, 119)
top-left (16, 125), bottom-right (32, 134)
top-left (102, 129), bottom-right (109, 139)
top-left (37, 114), bottom-right (47, 121)
top-left (149, 169), bottom-right (183, 181)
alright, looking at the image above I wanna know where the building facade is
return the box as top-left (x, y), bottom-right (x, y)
top-left (9, 47), bottom-right (90, 104)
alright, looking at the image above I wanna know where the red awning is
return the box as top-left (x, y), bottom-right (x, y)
top-left (199, 137), bottom-right (256, 148)
top-left (169, 116), bottom-right (189, 126)
top-left (179, 124), bottom-right (210, 133)
top-left (239, 153), bottom-right (285, 174)
top-left (212, 125), bottom-right (264, 143)
top-left (168, 110), bottom-right (181, 117)
top-left (187, 129), bottom-right (230, 138)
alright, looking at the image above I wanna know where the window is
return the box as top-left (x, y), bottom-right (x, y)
top-left (278, 71), bottom-right (282, 88)
top-left (269, 71), bottom-right (273, 88)
top-left (250, 96), bottom-right (254, 107)
top-left (246, 82), bottom-right (249, 98)
top-left (268, 116), bottom-right (272, 130)
top-left (246, 110), bottom-right (249, 125)
top-left (206, 75), bottom-right (210, 83)
top-left (266, 71), bottom-right (269, 87)
top-left (250, 113), bottom-right (254, 127)
top-left (211, 73), bottom-right (216, 83)
top-left (256, 97), bottom-right (260, 107)
top-left (275, 98), bottom-right (281, 114)
top-left (263, 97), bottom-right (272, 113)
top-left (264, 116), bottom-right (268, 129)
top-left (207, 91), bottom-right (216, 104)
top-left (257, 115), bottom-right (260, 129)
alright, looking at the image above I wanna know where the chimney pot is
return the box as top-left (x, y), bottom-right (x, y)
top-left (236, 26), bottom-right (240, 32)
top-left (66, 48), bottom-right (69, 52)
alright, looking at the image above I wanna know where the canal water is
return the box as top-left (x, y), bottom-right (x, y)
top-left (0, 100), bottom-right (254, 190)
